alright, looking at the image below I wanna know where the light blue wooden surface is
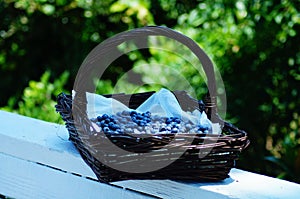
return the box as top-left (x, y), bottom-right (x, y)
top-left (1, 110), bottom-right (300, 198)
top-left (0, 153), bottom-right (150, 199)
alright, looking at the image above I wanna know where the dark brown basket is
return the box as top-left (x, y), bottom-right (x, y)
top-left (55, 26), bottom-right (250, 183)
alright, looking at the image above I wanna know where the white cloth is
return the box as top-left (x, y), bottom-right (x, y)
top-left (73, 88), bottom-right (220, 133)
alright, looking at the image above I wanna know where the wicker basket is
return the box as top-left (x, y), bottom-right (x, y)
top-left (56, 26), bottom-right (250, 183)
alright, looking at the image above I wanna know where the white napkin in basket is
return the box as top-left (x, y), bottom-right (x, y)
top-left (136, 89), bottom-right (210, 127)
top-left (73, 89), bottom-right (220, 133)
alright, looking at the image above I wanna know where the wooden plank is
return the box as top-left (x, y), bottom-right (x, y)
top-left (199, 168), bottom-right (300, 198)
top-left (1, 110), bottom-right (300, 198)
top-left (114, 169), bottom-right (300, 199)
top-left (0, 153), bottom-right (152, 199)
top-left (0, 110), bottom-right (97, 180)
top-left (113, 180), bottom-right (230, 199)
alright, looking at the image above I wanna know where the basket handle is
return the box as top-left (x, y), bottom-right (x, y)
top-left (73, 26), bottom-right (218, 118)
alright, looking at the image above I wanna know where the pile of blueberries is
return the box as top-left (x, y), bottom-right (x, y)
top-left (94, 114), bottom-right (123, 134)
top-left (160, 116), bottom-right (211, 134)
top-left (130, 111), bottom-right (151, 126)
top-left (92, 110), bottom-right (212, 134)
top-left (161, 117), bottom-right (181, 133)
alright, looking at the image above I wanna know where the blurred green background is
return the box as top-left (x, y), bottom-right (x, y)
top-left (1, 0), bottom-right (299, 183)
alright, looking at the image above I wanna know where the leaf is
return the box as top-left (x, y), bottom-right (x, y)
top-left (41, 4), bottom-right (55, 16)
top-left (110, 2), bottom-right (128, 13)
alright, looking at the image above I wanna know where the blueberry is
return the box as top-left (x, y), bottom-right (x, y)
top-left (97, 116), bottom-right (102, 122)
top-left (145, 118), bottom-right (151, 123)
top-left (100, 120), bottom-right (106, 126)
top-left (112, 124), bottom-right (120, 130)
top-left (136, 115), bottom-right (143, 120)
top-left (103, 126), bottom-right (110, 133)
top-left (110, 126), bottom-right (115, 131)
top-left (198, 126), bottom-right (209, 132)
top-left (171, 128), bottom-right (178, 133)
top-left (130, 111), bottom-right (137, 116)
top-left (139, 121), bottom-right (146, 126)
top-left (166, 118), bottom-right (171, 124)
top-left (145, 111), bottom-right (151, 116)
top-left (142, 112), bottom-right (151, 118)
top-left (109, 117), bottom-right (116, 123)
top-left (108, 122), bottom-right (115, 127)
top-left (116, 128), bottom-right (123, 134)
top-left (109, 125), bottom-right (114, 130)
top-left (160, 127), bottom-right (166, 132)
top-left (102, 114), bottom-right (109, 119)
top-left (96, 122), bottom-right (101, 127)
top-left (174, 118), bottom-right (181, 124)
top-left (131, 117), bottom-right (137, 122)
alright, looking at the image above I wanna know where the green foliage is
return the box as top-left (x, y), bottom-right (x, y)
top-left (1, 71), bottom-right (69, 123)
top-left (1, 0), bottom-right (300, 183)
top-left (95, 79), bottom-right (114, 95)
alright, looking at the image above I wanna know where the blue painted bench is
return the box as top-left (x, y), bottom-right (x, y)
top-left (0, 110), bottom-right (299, 199)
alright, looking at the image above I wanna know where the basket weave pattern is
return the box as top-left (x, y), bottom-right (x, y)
top-left (56, 91), bottom-right (249, 182)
